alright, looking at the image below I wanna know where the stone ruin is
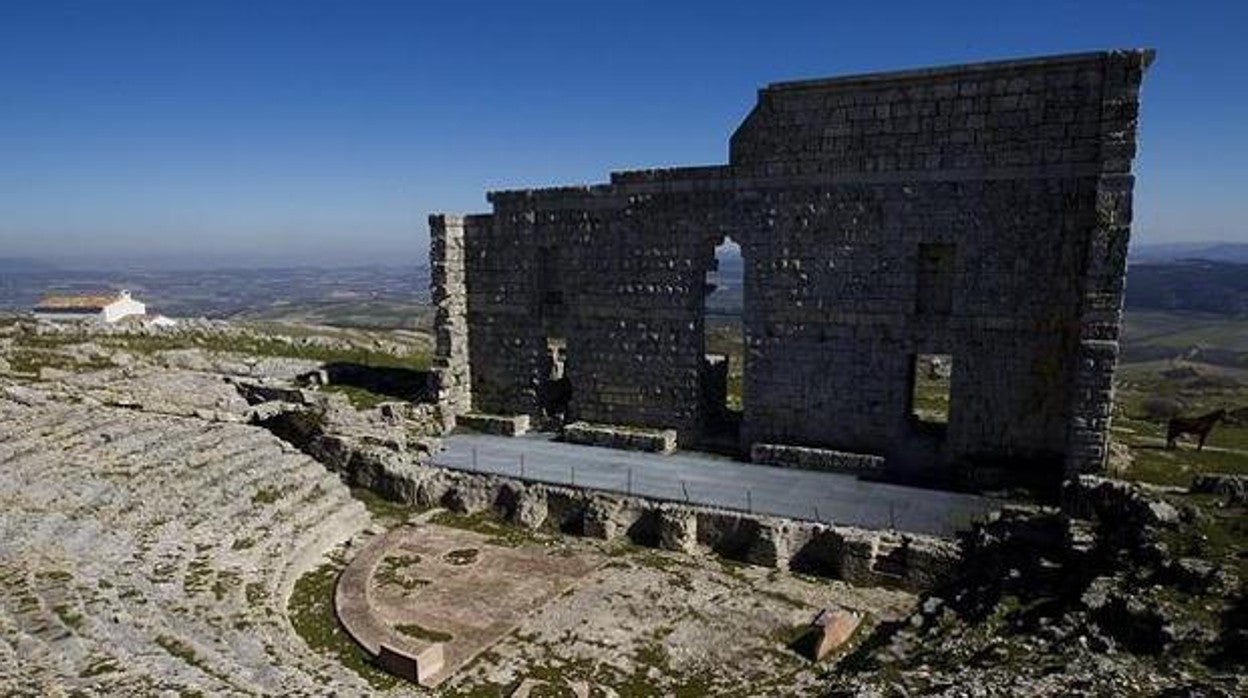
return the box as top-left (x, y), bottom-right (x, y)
top-left (430, 49), bottom-right (1154, 488)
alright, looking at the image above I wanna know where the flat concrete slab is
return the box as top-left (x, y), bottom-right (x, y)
top-left (432, 433), bottom-right (999, 538)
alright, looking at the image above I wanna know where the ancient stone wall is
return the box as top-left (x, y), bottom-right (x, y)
top-left (427, 215), bottom-right (473, 420)
top-left (431, 50), bottom-right (1153, 485)
top-left (316, 439), bottom-right (962, 592)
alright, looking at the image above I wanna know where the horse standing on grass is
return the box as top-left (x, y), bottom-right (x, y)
top-left (1166, 409), bottom-right (1227, 451)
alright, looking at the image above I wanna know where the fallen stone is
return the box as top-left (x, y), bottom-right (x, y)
top-left (457, 412), bottom-right (530, 437)
top-left (1190, 473), bottom-right (1248, 504)
top-left (803, 607), bottom-right (864, 661)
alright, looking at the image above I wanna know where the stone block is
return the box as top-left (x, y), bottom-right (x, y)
top-left (377, 642), bottom-right (445, 687)
top-left (750, 443), bottom-right (885, 476)
top-left (561, 421), bottom-right (677, 454)
top-left (801, 608), bottom-right (863, 661)
top-left (457, 412), bottom-right (530, 437)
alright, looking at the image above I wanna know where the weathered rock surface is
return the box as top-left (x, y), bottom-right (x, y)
top-left (0, 396), bottom-right (384, 696)
top-left (826, 478), bottom-right (1247, 696)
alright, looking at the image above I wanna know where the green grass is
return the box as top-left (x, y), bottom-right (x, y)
top-left (1123, 310), bottom-right (1248, 353)
top-left (109, 333), bottom-right (430, 371)
top-left (349, 487), bottom-right (416, 525)
top-left (1158, 493), bottom-right (1248, 581)
top-left (52, 603), bottom-right (84, 631)
top-left (234, 301), bottom-right (433, 332)
top-left (251, 486), bottom-right (282, 505)
top-left (1112, 359), bottom-right (1248, 486)
top-left (393, 623), bottom-right (453, 644)
top-left (375, 554), bottom-right (430, 591)
top-left (428, 510), bottom-right (553, 548)
top-left (80, 657), bottom-right (122, 678)
top-left (154, 635), bottom-right (227, 682)
top-left (5, 348), bottom-right (113, 376)
top-left (287, 560), bottom-right (400, 691)
top-left (11, 327), bottom-right (429, 371)
top-left (911, 371), bottom-right (950, 424)
top-left (322, 383), bottom-right (392, 410)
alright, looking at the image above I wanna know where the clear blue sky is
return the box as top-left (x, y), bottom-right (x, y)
top-left (0, 1), bottom-right (1244, 268)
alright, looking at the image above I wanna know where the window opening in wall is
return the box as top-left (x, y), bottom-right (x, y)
top-left (539, 336), bottom-right (571, 428)
top-left (702, 238), bottom-right (744, 441)
top-left (910, 354), bottom-right (952, 432)
top-left (917, 243), bottom-right (955, 315)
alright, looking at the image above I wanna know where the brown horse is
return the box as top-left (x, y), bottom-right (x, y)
top-left (1166, 409), bottom-right (1227, 451)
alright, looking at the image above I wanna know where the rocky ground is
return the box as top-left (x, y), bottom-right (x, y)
top-left (0, 317), bottom-right (436, 696)
top-left (0, 391), bottom-right (383, 696)
top-left (825, 478), bottom-right (1247, 696)
top-left (442, 538), bottom-right (911, 697)
top-left (0, 315), bottom-right (1244, 696)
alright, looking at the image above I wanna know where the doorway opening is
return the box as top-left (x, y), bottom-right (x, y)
top-left (702, 237), bottom-right (744, 447)
top-left (539, 336), bottom-right (571, 429)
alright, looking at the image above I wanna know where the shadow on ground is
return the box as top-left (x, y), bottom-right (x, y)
top-left (323, 362), bottom-right (431, 402)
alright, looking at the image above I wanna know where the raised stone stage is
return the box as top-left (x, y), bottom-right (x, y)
top-left (432, 432), bottom-right (1000, 538)
top-left (336, 521), bottom-right (603, 687)
top-left (336, 515), bottom-right (919, 694)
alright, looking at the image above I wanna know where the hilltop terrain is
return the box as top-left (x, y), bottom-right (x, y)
top-left (0, 263), bottom-right (431, 329)
top-left (0, 314), bottom-right (1242, 695)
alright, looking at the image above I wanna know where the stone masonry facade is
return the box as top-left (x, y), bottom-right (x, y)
top-left (430, 50), bottom-right (1154, 486)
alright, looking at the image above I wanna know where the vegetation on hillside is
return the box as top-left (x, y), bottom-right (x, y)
top-left (1126, 260), bottom-right (1248, 316)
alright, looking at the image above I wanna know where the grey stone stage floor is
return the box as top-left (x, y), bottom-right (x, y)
top-left (431, 433), bottom-right (1001, 538)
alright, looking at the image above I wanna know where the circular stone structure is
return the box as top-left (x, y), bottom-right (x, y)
top-left (335, 521), bottom-right (603, 687)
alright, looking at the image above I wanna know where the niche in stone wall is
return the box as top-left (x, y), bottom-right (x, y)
top-left (910, 353), bottom-right (952, 435)
top-left (537, 246), bottom-right (565, 312)
top-left (916, 243), bottom-right (956, 315)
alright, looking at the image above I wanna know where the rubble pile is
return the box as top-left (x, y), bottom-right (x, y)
top-left (827, 476), bottom-right (1247, 696)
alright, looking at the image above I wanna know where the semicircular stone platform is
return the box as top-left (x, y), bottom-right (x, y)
top-left (335, 521), bottom-right (603, 687)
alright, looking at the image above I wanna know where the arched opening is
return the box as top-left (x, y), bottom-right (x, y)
top-left (701, 237), bottom-right (745, 450)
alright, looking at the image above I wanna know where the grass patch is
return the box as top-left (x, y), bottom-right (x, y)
top-left (1158, 493), bottom-right (1248, 581)
top-left (912, 372), bottom-right (951, 424)
top-left (349, 487), bottom-right (415, 525)
top-left (244, 582), bottom-right (267, 610)
top-left (94, 332), bottom-right (430, 372)
top-left (212, 570), bottom-right (240, 602)
top-left (155, 635), bottom-right (221, 680)
top-left (428, 510), bottom-right (552, 548)
top-left (322, 384), bottom-right (391, 410)
top-left (1112, 359), bottom-right (1248, 486)
top-left (182, 558), bottom-right (213, 596)
top-left (37, 569), bottom-right (73, 583)
top-left (288, 559), bottom-right (399, 690)
top-left (52, 604), bottom-right (84, 631)
top-left (80, 657), bottom-right (121, 678)
top-left (375, 554), bottom-right (430, 591)
top-left (4, 348), bottom-right (113, 376)
top-left (444, 548), bottom-right (480, 566)
top-left (251, 486), bottom-right (282, 505)
top-left (394, 623), bottom-right (454, 643)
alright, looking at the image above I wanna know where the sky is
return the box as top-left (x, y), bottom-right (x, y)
top-left (0, 0), bottom-right (1245, 269)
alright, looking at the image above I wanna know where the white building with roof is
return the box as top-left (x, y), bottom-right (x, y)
top-left (33, 290), bottom-right (147, 323)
